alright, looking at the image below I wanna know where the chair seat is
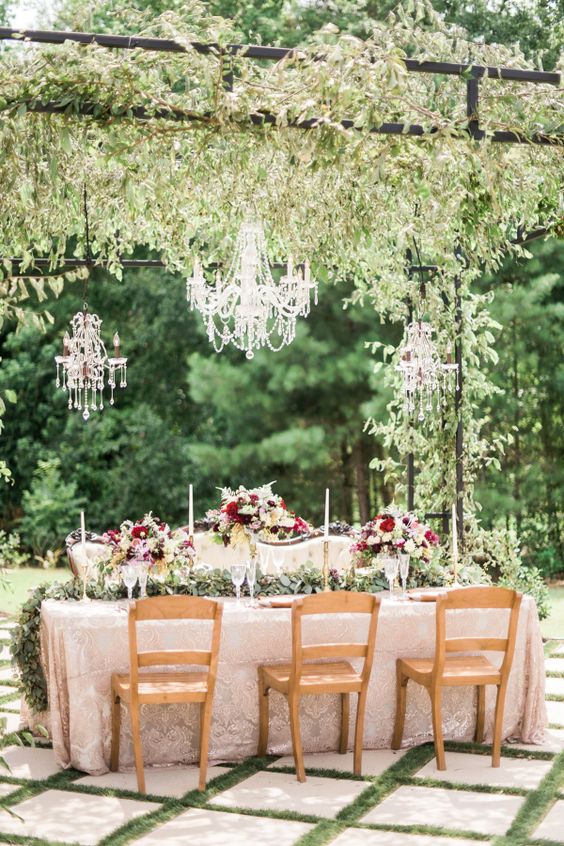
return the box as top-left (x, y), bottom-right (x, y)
top-left (398, 655), bottom-right (501, 687)
top-left (112, 671), bottom-right (209, 704)
top-left (261, 661), bottom-right (362, 695)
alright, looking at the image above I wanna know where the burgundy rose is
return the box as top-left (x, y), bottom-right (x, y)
top-left (224, 501), bottom-right (239, 519)
top-left (131, 525), bottom-right (148, 539)
top-left (380, 517), bottom-right (395, 533)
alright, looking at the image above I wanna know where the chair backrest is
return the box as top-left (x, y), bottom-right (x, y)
top-left (127, 596), bottom-right (223, 693)
top-left (433, 586), bottom-right (522, 682)
top-left (291, 591), bottom-right (381, 683)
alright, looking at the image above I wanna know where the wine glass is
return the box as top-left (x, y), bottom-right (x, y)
top-left (136, 562), bottom-right (150, 599)
top-left (383, 557), bottom-right (399, 600)
top-left (272, 552), bottom-right (284, 579)
top-left (258, 546), bottom-right (272, 576)
top-left (121, 564), bottom-right (138, 601)
top-left (398, 554), bottom-right (410, 600)
top-left (231, 563), bottom-right (246, 605)
top-left (246, 557), bottom-right (257, 607)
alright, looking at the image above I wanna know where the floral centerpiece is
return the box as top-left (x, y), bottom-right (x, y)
top-left (351, 508), bottom-right (440, 567)
top-left (207, 483), bottom-right (311, 548)
top-left (101, 512), bottom-right (195, 574)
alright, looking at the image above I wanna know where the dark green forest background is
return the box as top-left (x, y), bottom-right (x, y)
top-left (0, 0), bottom-right (562, 577)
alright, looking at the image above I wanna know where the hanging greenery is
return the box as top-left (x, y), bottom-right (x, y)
top-left (0, 0), bottom-right (560, 282)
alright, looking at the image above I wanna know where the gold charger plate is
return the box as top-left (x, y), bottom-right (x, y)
top-left (259, 595), bottom-right (299, 608)
top-left (408, 590), bottom-right (447, 602)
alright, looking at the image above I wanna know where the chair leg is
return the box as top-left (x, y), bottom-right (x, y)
top-left (475, 685), bottom-right (485, 744)
top-left (492, 684), bottom-right (507, 767)
top-left (110, 692), bottom-right (121, 772)
top-left (353, 690), bottom-right (368, 776)
top-left (257, 669), bottom-right (270, 757)
top-left (198, 698), bottom-right (213, 792)
top-left (340, 693), bottom-right (350, 754)
top-left (391, 666), bottom-right (408, 750)
top-left (288, 692), bottom-right (305, 782)
top-left (129, 702), bottom-right (146, 793)
top-left (430, 686), bottom-right (446, 771)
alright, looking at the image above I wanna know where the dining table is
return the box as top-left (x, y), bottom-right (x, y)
top-left (34, 592), bottom-right (547, 775)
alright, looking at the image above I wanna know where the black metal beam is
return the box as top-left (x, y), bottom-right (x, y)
top-left (0, 27), bottom-right (560, 85)
top-left (3, 256), bottom-right (295, 272)
top-left (15, 99), bottom-right (560, 146)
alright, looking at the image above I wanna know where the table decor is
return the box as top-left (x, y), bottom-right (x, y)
top-left (351, 508), bottom-right (440, 583)
top-left (207, 483), bottom-right (311, 547)
top-left (100, 512), bottom-right (195, 580)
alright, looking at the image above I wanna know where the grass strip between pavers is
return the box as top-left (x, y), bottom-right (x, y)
top-left (489, 750), bottom-right (564, 846)
top-left (0, 742), bottom-right (561, 846)
top-left (358, 821), bottom-right (491, 839)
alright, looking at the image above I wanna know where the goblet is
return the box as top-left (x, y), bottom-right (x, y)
top-left (383, 556), bottom-right (399, 600)
top-left (121, 564), bottom-right (138, 601)
top-left (230, 563), bottom-right (246, 605)
top-left (246, 557), bottom-right (258, 607)
top-left (398, 554), bottom-right (410, 600)
top-left (73, 546), bottom-right (92, 603)
top-left (136, 562), bottom-right (150, 598)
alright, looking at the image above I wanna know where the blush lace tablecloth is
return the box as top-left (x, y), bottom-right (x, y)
top-left (36, 595), bottom-right (546, 774)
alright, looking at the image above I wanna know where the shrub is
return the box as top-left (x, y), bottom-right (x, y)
top-left (19, 457), bottom-right (85, 557)
top-left (0, 530), bottom-right (29, 569)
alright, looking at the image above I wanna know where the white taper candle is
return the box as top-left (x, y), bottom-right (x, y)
top-left (80, 510), bottom-right (86, 547)
top-left (324, 488), bottom-right (330, 539)
top-left (452, 503), bottom-right (458, 565)
top-left (189, 484), bottom-right (194, 537)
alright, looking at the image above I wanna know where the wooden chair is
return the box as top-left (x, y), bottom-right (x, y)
top-left (392, 586), bottom-right (522, 770)
top-left (110, 595), bottom-right (223, 793)
top-left (257, 591), bottom-right (381, 782)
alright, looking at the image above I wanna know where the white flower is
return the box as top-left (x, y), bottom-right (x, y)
top-left (382, 532), bottom-right (392, 542)
top-left (367, 535), bottom-right (379, 545)
top-left (405, 539), bottom-right (416, 553)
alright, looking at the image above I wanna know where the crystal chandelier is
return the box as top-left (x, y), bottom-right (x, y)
top-left (55, 310), bottom-right (127, 421)
top-left (186, 219), bottom-right (318, 359)
top-left (396, 320), bottom-right (458, 421)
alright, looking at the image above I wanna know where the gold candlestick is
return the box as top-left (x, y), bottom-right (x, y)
top-left (323, 539), bottom-right (330, 592)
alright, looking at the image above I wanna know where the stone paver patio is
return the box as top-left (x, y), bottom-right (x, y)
top-left (0, 626), bottom-right (562, 846)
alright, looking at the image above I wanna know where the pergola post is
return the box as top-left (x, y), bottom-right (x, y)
top-left (454, 258), bottom-right (464, 549)
top-left (405, 248), bottom-right (416, 512)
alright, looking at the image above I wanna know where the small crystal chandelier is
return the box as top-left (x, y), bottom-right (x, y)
top-left (397, 320), bottom-right (458, 421)
top-left (186, 219), bottom-right (318, 359)
top-left (55, 310), bottom-right (127, 421)
top-left (54, 188), bottom-right (127, 421)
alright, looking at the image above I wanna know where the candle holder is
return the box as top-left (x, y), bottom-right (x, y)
top-left (452, 555), bottom-right (461, 588)
top-left (322, 540), bottom-right (330, 592)
top-left (188, 534), bottom-right (195, 570)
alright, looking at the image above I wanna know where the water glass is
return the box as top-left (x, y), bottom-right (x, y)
top-left (246, 557), bottom-right (257, 606)
top-left (398, 554), bottom-right (410, 600)
top-left (231, 563), bottom-right (246, 605)
top-left (383, 556), bottom-right (399, 600)
top-left (121, 564), bottom-right (138, 600)
top-left (136, 562), bottom-right (150, 598)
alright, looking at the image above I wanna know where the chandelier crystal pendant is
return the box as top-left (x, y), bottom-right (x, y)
top-left (396, 320), bottom-right (459, 422)
top-left (187, 219), bottom-right (318, 359)
top-left (55, 308), bottom-right (127, 421)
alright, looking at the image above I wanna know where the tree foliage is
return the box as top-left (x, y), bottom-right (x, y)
top-left (0, 0), bottom-right (562, 579)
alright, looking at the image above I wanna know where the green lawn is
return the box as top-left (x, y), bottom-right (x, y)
top-left (0, 567), bottom-right (72, 618)
top-left (0, 569), bottom-right (563, 638)
top-left (542, 585), bottom-right (564, 640)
